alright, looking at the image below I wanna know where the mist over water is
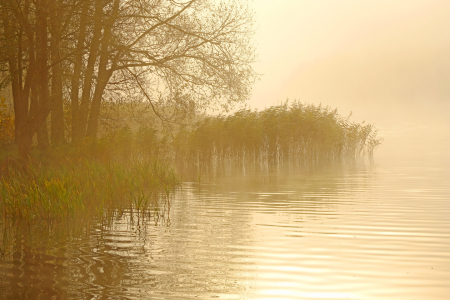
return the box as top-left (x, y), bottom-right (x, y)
top-left (250, 0), bottom-right (450, 127)
top-left (1, 120), bottom-right (448, 297)
top-left (1, 120), bottom-right (448, 299)
top-left (1, 1), bottom-right (449, 299)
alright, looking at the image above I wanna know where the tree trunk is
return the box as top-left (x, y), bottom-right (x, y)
top-left (86, 71), bottom-right (112, 138)
top-left (70, 0), bottom-right (89, 144)
top-left (35, 0), bottom-right (50, 151)
top-left (73, 0), bottom-right (103, 143)
top-left (1, 7), bottom-right (21, 144)
top-left (1, 2), bottom-right (34, 157)
top-left (50, 0), bottom-right (65, 145)
top-left (86, 0), bottom-right (119, 139)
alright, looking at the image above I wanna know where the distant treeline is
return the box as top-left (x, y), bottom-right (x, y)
top-left (173, 101), bottom-right (381, 169)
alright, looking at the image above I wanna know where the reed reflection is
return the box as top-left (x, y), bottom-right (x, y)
top-left (0, 195), bottom-right (171, 299)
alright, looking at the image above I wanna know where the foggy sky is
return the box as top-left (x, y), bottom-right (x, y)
top-left (249, 0), bottom-right (450, 125)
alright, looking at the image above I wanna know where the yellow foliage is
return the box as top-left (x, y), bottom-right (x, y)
top-left (0, 97), bottom-right (15, 145)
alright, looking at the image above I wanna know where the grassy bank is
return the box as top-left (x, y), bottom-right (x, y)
top-left (0, 154), bottom-right (178, 223)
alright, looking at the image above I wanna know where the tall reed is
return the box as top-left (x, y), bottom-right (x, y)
top-left (173, 101), bottom-right (381, 170)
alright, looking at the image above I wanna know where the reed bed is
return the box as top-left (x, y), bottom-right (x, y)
top-left (173, 101), bottom-right (381, 171)
top-left (0, 101), bottom-right (381, 222)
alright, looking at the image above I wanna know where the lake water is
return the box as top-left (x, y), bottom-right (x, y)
top-left (1, 123), bottom-right (449, 299)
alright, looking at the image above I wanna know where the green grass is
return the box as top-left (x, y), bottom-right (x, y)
top-left (0, 154), bottom-right (179, 223)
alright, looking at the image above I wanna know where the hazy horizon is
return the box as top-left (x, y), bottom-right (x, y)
top-left (1, 0), bottom-right (448, 128)
top-left (250, 0), bottom-right (450, 126)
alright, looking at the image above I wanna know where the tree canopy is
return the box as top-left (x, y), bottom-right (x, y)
top-left (0, 0), bottom-right (257, 157)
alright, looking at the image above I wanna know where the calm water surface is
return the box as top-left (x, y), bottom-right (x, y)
top-left (1, 124), bottom-right (449, 299)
